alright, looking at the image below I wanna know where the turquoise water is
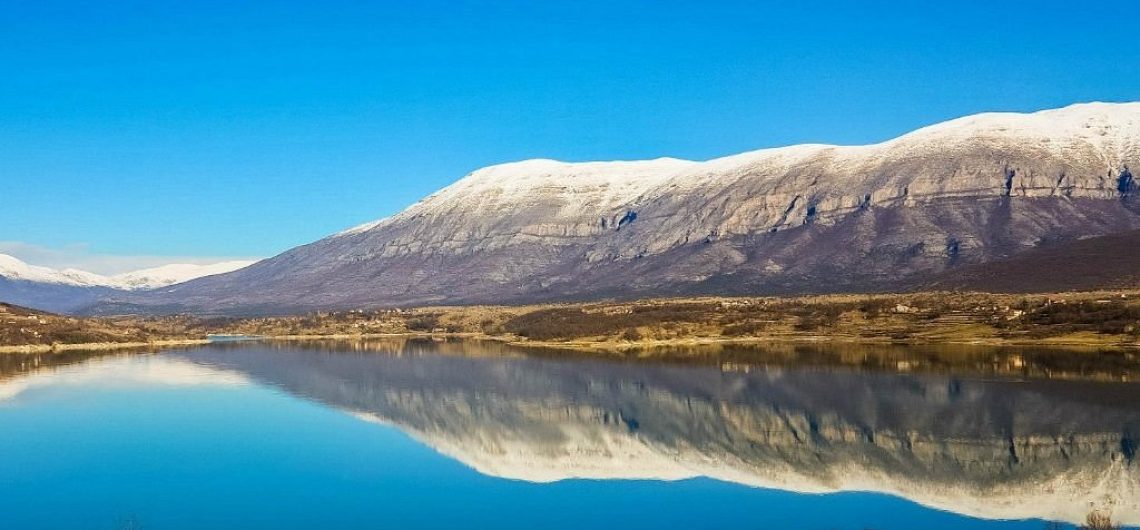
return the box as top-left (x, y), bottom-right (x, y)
top-left (0, 341), bottom-right (1137, 529)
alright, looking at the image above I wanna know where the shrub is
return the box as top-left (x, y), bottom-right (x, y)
top-left (620, 328), bottom-right (643, 341)
top-left (1080, 511), bottom-right (1119, 530)
top-left (405, 315), bottom-right (440, 332)
top-left (722, 321), bottom-right (767, 337)
top-left (1019, 301), bottom-right (1140, 335)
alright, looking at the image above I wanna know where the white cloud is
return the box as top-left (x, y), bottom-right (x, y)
top-left (0, 241), bottom-right (262, 276)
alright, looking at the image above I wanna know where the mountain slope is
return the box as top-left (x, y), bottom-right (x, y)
top-left (920, 229), bottom-right (1140, 292)
top-left (0, 255), bottom-right (255, 313)
top-left (97, 102), bottom-right (1140, 314)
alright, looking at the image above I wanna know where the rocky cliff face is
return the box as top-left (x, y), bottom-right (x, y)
top-left (100, 102), bottom-right (1140, 314)
top-left (175, 340), bottom-right (1140, 525)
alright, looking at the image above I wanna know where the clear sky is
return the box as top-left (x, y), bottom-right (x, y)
top-left (2, 0), bottom-right (1139, 272)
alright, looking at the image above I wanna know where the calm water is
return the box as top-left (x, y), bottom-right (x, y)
top-left (1, 339), bottom-right (1139, 530)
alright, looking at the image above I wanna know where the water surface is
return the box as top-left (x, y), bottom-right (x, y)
top-left (1, 339), bottom-right (1138, 529)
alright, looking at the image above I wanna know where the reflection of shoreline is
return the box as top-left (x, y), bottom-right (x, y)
top-left (174, 342), bottom-right (1140, 525)
top-left (0, 339), bottom-right (209, 355)
top-left (0, 349), bottom-right (117, 380)
top-left (220, 336), bottom-right (1140, 383)
top-left (513, 333), bottom-right (1140, 353)
top-left (4, 329), bottom-right (1140, 381)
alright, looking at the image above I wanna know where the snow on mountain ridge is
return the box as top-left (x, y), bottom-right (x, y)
top-left (327, 101), bottom-right (1140, 259)
top-left (424, 157), bottom-right (699, 213)
top-left (336, 102), bottom-right (1140, 238)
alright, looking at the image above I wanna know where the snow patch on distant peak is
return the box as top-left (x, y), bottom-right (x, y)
top-left (0, 254), bottom-right (257, 290)
top-left (111, 261), bottom-right (257, 290)
top-left (0, 254), bottom-right (110, 287)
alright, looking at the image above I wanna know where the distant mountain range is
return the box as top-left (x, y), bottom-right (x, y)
top-left (0, 254), bottom-right (255, 313)
top-left (36, 102), bottom-right (1140, 314)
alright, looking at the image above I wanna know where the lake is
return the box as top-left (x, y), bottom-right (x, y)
top-left (1, 339), bottom-right (1138, 529)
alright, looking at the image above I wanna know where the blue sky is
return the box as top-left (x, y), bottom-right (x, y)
top-left (2, 0), bottom-right (1139, 272)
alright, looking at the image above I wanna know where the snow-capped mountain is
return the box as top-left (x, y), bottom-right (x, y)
top-left (99, 102), bottom-right (1140, 314)
top-left (0, 254), bottom-right (255, 290)
top-left (0, 254), bottom-right (255, 312)
top-left (0, 254), bottom-right (111, 287)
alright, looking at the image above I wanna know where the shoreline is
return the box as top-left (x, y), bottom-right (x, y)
top-left (0, 339), bottom-right (212, 355)
top-left (10, 291), bottom-right (1140, 357)
top-left (3, 331), bottom-right (1139, 356)
top-left (0, 333), bottom-right (500, 355)
top-left (509, 333), bottom-right (1140, 353)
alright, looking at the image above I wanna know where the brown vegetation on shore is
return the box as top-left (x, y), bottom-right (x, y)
top-left (5, 291), bottom-right (1140, 353)
top-left (188, 290), bottom-right (1140, 350)
top-left (486, 291), bottom-right (1140, 349)
top-left (0, 302), bottom-right (201, 350)
top-left (1079, 511), bottom-right (1121, 530)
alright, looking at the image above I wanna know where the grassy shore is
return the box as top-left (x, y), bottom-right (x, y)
top-left (509, 333), bottom-right (1139, 353)
top-left (6, 291), bottom-right (1140, 354)
top-left (0, 339), bottom-right (211, 355)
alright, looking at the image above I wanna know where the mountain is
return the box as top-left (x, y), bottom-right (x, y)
top-left (0, 254), bottom-right (255, 313)
top-left (94, 102), bottom-right (1140, 314)
top-left (0, 254), bottom-right (255, 290)
top-left (0, 254), bottom-right (110, 287)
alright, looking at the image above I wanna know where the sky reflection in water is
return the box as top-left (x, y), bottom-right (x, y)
top-left (0, 341), bottom-right (1137, 530)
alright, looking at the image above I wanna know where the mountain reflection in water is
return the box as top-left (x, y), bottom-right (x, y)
top-left (152, 338), bottom-right (1140, 526)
